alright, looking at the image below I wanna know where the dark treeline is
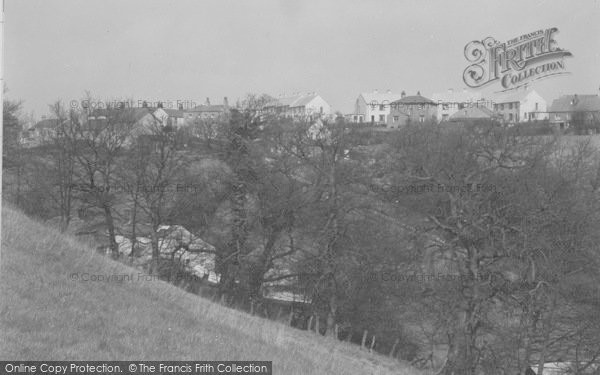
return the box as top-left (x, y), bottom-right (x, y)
top-left (3, 93), bottom-right (600, 375)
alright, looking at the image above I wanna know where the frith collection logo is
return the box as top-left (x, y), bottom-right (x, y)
top-left (463, 27), bottom-right (572, 91)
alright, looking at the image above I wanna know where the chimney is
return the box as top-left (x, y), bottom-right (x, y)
top-left (223, 97), bottom-right (229, 107)
top-left (417, 91), bottom-right (421, 96)
top-left (401, 91), bottom-right (406, 98)
top-left (374, 89), bottom-right (378, 94)
top-left (205, 97), bottom-right (211, 106)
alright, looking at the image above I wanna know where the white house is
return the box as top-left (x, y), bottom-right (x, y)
top-left (264, 93), bottom-right (332, 119)
top-left (353, 89), bottom-right (403, 124)
top-left (493, 88), bottom-right (548, 124)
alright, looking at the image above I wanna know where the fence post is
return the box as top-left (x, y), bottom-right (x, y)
top-left (389, 338), bottom-right (399, 358)
top-left (361, 330), bottom-right (368, 349)
top-left (307, 315), bottom-right (314, 331)
top-left (288, 309), bottom-right (294, 326)
top-left (314, 314), bottom-right (320, 335)
top-left (334, 324), bottom-right (339, 340)
top-left (250, 300), bottom-right (255, 316)
top-left (369, 335), bottom-right (376, 353)
top-left (276, 306), bottom-right (283, 321)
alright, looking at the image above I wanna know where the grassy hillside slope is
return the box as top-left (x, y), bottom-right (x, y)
top-left (0, 206), bottom-right (422, 375)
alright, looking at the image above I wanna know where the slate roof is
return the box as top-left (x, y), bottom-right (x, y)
top-left (493, 89), bottom-right (541, 104)
top-left (160, 108), bottom-right (185, 118)
top-left (292, 94), bottom-right (319, 107)
top-left (269, 93), bottom-right (320, 108)
top-left (548, 95), bottom-right (600, 113)
top-left (187, 104), bottom-right (228, 113)
top-left (391, 95), bottom-right (436, 105)
top-left (450, 106), bottom-right (498, 120)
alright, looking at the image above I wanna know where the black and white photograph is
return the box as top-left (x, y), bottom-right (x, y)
top-left (1, 1), bottom-right (600, 374)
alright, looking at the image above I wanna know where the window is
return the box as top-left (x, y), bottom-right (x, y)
top-left (442, 114), bottom-right (449, 121)
top-left (379, 105), bottom-right (385, 111)
top-left (419, 115), bottom-right (425, 123)
top-left (509, 103), bottom-right (513, 110)
top-left (509, 113), bottom-right (514, 122)
top-left (371, 115), bottom-right (375, 122)
top-left (418, 105), bottom-right (423, 110)
top-left (535, 102), bottom-right (539, 111)
top-left (379, 115), bottom-right (385, 122)
top-left (500, 104), bottom-right (504, 110)
top-left (393, 116), bottom-right (399, 122)
top-left (353, 115), bottom-right (358, 122)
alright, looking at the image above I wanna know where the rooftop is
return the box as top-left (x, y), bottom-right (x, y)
top-left (548, 94), bottom-right (600, 112)
top-left (391, 95), bottom-right (436, 105)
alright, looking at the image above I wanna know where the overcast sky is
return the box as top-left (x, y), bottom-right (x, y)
top-left (4, 0), bottom-right (600, 118)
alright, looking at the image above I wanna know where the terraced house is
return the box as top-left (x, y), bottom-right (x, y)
top-left (183, 97), bottom-right (230, 122)
top-left (493, 89), bottom-right (547, 124)
top-left (353, 89), bottom-right (403, 124)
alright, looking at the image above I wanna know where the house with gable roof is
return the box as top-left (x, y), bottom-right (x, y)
top-left (493, 88), bottom-right (547, 124)
top-left (183, 97), bottom-right (230, 123)
top-left (547, 94), bottom-right (600, 131)
top-left (263, 92), bottom-right (332, 120)
top-left (386, 91), bottom-right (437, 128)
top-left (353, 89), bottom-right (404, 124)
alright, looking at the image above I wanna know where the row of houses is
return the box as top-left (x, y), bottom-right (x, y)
top-left (350, 88), bottom-right (600, 130)
top-left (20, 92), bottom-right (337, 147)
top-left (21, 89), bottom-right (600, 147)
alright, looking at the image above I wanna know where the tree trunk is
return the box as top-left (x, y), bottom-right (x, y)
top-left (149, 229), bottom-right (160, 275)
top-left (103, 203), bottom-right (119, 259)
top-left (326, 294), bottom-right (337, 338)
top-left (536, 294), bottom-right (557, 375)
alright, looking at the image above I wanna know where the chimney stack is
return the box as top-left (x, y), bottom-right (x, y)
top-left (223, 97), bottom-right (229, 107)
top-left (205, 97), bottom-right (210, 106)
top-left (401, 91), bottom-right (406, 98)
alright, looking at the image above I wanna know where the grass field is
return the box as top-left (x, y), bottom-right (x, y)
top-left (0, 205), bottom-right (423, 375)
